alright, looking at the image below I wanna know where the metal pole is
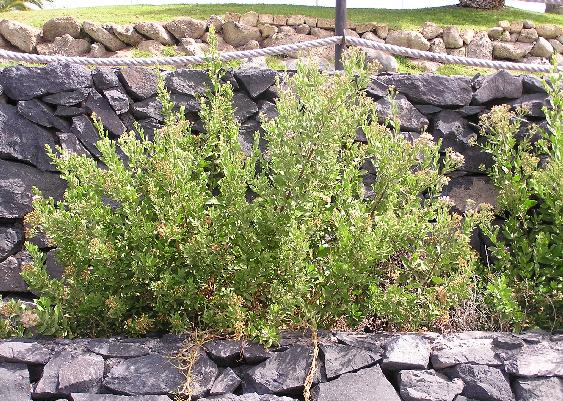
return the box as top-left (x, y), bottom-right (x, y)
top-left (335, 0), bottom-right (347, 70)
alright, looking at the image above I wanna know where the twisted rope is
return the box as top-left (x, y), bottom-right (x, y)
top-left (0, 33), bottom-right (560, 73)
top-left (345, 36), bottom-right (563, 73)
top-left (0, 36), bottom-right (342, 66)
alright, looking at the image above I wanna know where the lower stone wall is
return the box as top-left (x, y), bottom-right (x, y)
top-left (0, 63), bottom-right (552, 299)
top-left (0, 331), bottom-right (561, 401)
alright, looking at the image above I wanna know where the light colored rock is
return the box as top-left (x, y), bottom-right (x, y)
top-left (498, 20), bottom-right (511, 30)
top-left (363, 48), bottom-right (398, 72)
top-left (135, 22), bottom-right (175, 45)
top-left (239, 11), bottom-right (259, 27)
top-left (443, 27), bottom-right (464, 48)
top-left (431, 338), bottom-right (501, 368)
top-left (509, 20), bottom-right (524, 34)
top-left (272, 15), bottom-right (288, 26)
top-left (513, 377), bottom-right (563, 401)
top-left (304, 16), bottom-right (318, 27)
top-left (421, 21), bottom-right (443, 40)
top-left (518, 28), bottom-right (538, 43)
top-left (467, 31), bottom-right (493, 60)
top-left (536, 24), bottom-right (563, 39)
top-left (317, 18), bottom-right (335, 29)
top-left (488, 27), bottom-right (504, 40)
top-left (382, 335), bottom-right (431, 370)
top-left (239, 40), bottom-right (260, 50)
top-left (287, 14), bottom-right (305, 26)
top-left (344, 28), bottom-right (359, 38)
top-left (224, 12), bottom-right (240, 23)
top-left (222, 21), bottom-right (261, 47)
top-left (258, 23), bottom-right (278, 39)
top-left (294, 24), bottom-right (310, 35)
top-left (207, 15), bottom-right (224, 32)
top-left (430, 37), bottom-right (447, 54)
top-left (447, 47), bottom-right (466, 57)
top-left (36, 34), bottom-right (91, 56)
top-left (530, 37), bottom-right (554, 58)
top-left (279, 26), bottom-right (295, 35)
top-left (362, 32), bottom-right (384, 43)
top-left (549, 39), bottom-right (563, 54)
top-left (164, 17), bottom-right (207, 40)
top-left (178, 38), bottom-right (207, 56)
top-left (493, 42), bottom-right (533, 60)
top-left (504, 343), bottom-right (563, 377)
top-left (461, 29), bottom-right (475, 45)
top-left (311, 27), bottom-right (333, 38)
top-left (112, 25), bottom-right (144, 46)
top-left (42, 16), bottom-right (81, 41)
top-left (258, 14), bottom-right (274, 24)
top-left (510, 33), bottom-right (519, 42)
top-left (83, 21), bottom-right (126, 52)
top-left (500, 31), bottom-right (511, 42)
top-left (386, 30), bottom-right (430, 51)
top-left (136, 40), bottom-right (163, 55)
top-left (0, 20), bottom-right (40, 53)
top-left (376, 24), bottom-right (389, 39)
top-left (356, 22), bottom-right (378, 34)
top-left (523, 20), bottom-right (535, 29)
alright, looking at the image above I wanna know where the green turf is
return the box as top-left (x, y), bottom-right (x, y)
top-left (0, 4), bottom-right (561, 30)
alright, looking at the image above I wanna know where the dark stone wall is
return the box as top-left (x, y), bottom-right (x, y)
top-left (0, 63), bottom-right (551, 298)
top-left (0, 331), bottom-right (561, 400)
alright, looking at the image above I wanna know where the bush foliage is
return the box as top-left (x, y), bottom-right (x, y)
top-left (5, 50), bottom-right (560, 341)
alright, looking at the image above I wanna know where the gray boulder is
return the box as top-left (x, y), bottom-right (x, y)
top-left (43, 88), bottom-right (92, 106)
top-left (376, 74), bottom-right (472, 107)
top-left (72, 395), bottom-right (173, 401)
top-left (132, 97), bottom-right (163, 121)
top-left (518, 28), bottom-right (538, 44)
top-left (204, 340), bottom-right (245, 366)
top-left (0, 341), bottom-right (50, 364)
top-left (0, 63), bottom-right (92, 101)
top-left (0, 20), bottom-right (40, 53)
top-left (0, 363), bottom-right (30, 401)
top-left (381, 335), bottom-right (430, 370)
top-left (165, 69), bottom-right (212, 97)
top-left (84, 91), bottom-right (127, 137)
top-left (58, 353), bottom-right (105, 394)
top-left (530, 37), bottom-right (554, 59)
top-left (321, 343), bottom-right (380, 380)
top-left (447, 364), bottom-right (515, 401)
top-left (93, 68), bottom-right (120, 90)
top-left (376, 94), bottom-right (429, 132)
top-left (504, 343), bottom-right (563, 377)
top-left (135, 22), bottom-right (176, 45)
top-left (431, 337), bottom-right (502, 369)
top-left (83, 21), bottom-right (127, 51)
top-left (312, 365), bottom-right (400, 401)
top-left (87, 339), bottom-right (150, 358)
top-left (0, 223), bottom-right (23, 260)
top-left (119, 67), bottom-right (158, 101)
top-left (104, 352), bottom-right (215, 397)
top-left (0, 252), bottom-right (30, 292)
top-left (443, 27), bottom-right (464, 49)
top-left (473, 70), bottom-right (523, 104)
top-left (223, 21), bottom-right (261, 47)
top-left (210, 367), bottom-right (242, 395)
top-left (0, 159), bottom-right (65, 219)
top-left (512, 377), bottom-right (563, 401)
top-left (165, 17), bottom-right (207, 40)
top-left (233, 92), bottom-right (259, 122)
top-left (17, 99), bottom-right (70, 131)
top-left (398, 369), bottom-right (464, 401)
top-left (235, 69), bottom-right (278, 99)
top-left (104, 88), bottom-right (131, 115)
top-left (34, 351), bottom-right (75, 398)
top-left (243, 346), bottom-right (320, 395)
top-left (43, 16), bottom-right (82, 41)
top-left (0, 102), bottom-right (58, 171)
top-left (71, 115), bottom-right (103, 158)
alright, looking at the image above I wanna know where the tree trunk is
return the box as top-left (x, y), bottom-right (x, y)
top-left (545, 4), bottom-right (563, 14)
top-left (458, 0), bottom-right (505, 9)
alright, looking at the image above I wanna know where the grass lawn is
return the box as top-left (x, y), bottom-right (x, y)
top-left (0, 4), bottom-right (561, 30)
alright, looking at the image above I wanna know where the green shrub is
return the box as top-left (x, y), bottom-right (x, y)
top-left (479, 70), bottom-right (562, 331)
top-left (21, 50), bottom-right (488, 343)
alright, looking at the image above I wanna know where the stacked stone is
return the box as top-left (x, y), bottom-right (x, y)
top-left (0, 331), bottom-right (561, 400)
top-left (0, 15), bottom-right (561, 70)
top-left (0, 64), bottom-right (553, 297)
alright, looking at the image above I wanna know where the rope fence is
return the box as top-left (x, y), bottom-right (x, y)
top-left (0, 29), bottom-right (561, 73)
